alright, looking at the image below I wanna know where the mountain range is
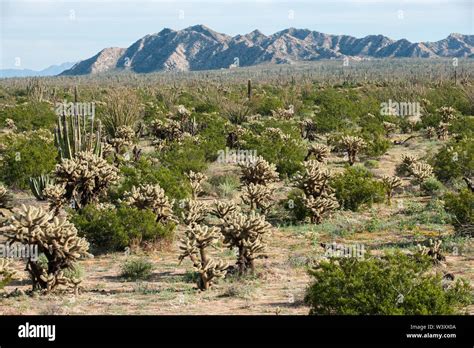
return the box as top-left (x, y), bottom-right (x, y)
top-left (0, 62), bottom-right (76, 78)
top-left (53, 25), bottom-right (473, 75)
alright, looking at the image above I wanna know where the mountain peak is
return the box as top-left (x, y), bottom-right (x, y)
top-left (60, 27), bottom-right (474, 76)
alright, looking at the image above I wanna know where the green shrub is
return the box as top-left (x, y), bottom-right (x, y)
top-left (285, 189), bottom-right (309, 222)
top-left (0, 132), bottom-right (57, 189)
top-left (305, 252), bottom-right (472, 315)
top-left (331, 165), bottom-right (385, 211)
top-left (420, 177), bottom-right (445, 196)
top-left (112, 158), bottom-right (190, 201)
top-left (444, 189), bottom-right (473, 228)
top-left (0, 102), bottom-right (57, 131)
top-left (241, 122), bottom-right (306, 177)
top-left (120, 258), bottom-right (154, 281)
top-left (71, 205), bottom-right (175, 252)
top-left (432, 138), bottom-right (473, 183)
top-left (364, 160), bottom-right (379, 169)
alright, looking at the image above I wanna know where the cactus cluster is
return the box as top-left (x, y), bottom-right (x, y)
top-left (0, 205), bottom-right (91, 292)
top-left (417, 239), bottom-right (445, 264)
top-left (43, 184), bottom-right (67, 215)
top-left (109, 125), bottom-right (135, 154)
top-left (178, 224), bottom-right (228, 290)
top-left (383, 121), bottom-right (397, 137)
top-left (409, 162), bottom-right (434, 183)
top-left (294, 160), bottom-right (339, 224)
top-left (0, 258), bottom-right (17, 290)
top-left (299, 118), bottom-right (318, 141)
top-left (239, 156), bottom-right (278, 213)
top-left (0, 184), bottom-right (13, 210)
top-left (181, 199), bottom-right (209, 225)
top-left (54, 151), bottom-right (120, 209)
top-left (339, 135), bottom-right (366, 165)
top-left (186, 171), bottom-right (207, 199)
top-left (381, 175), bottom-right (402, 204)
top-left (211, 200), bottom-right (239, 219)
top-left (55, 114), bottom-right (103, 160)
top-left (271, 105), bottom-right (295, 119)
top-left (123, 184), bottom-right (175, 223)
top-left (239, 156), bottom-right (278, 186)
top-left (4, 118), bottom-right (17, 132)
top-left (218, 211), bottom-right (272, 275)
top-left (305, 143), bottom-right (330, 162)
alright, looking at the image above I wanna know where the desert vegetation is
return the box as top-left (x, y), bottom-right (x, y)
top-left (0, 60), bottom-right (472, 315)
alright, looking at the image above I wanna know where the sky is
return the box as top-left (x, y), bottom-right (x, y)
top-left (0, 0), bottom-right (473, 70)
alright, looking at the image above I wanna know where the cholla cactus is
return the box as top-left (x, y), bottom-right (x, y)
top-left (436, 122), bottom-right (449, 140)
top-left (211, 200), bottom-right (239, 219)
top-left (241, 183), bottom-right (273, 213)
top-left (437, 106), bottom-right (457, 122)
top-left (109, 125), bottom-right (135, 154)
top-left (271, 105), bottom-right (294, 120)
top-left (425, 126), bottom-right (436, 139)
top-left (176, 105), bottom-right (191, 121)
top-left (239, 156), bottom-right (279, 186)
top-left (219, 211), bottom-right (272, 274)
top-left (1, 205), bottom-right (91, 292)
top-left (181, 199), bottom-right (209, 225)
top-left (178, 224), bottom-right (228, 290)
top-left (293, 161), bottom-right (339, 224)
top-left (54, 151), bottom-right (120, 210)
top-left (186, 171), bottom-right (207, 199)
top-left (409, 162), bottom-right (433, 183)
top-left (303, 194), bottom-right (339, 224)
top-left (43, 184), bottom-right (67, 215)
top-left (417, 239), bottom-right (445, 264)
top-left (123, 184), bottom-right (175, 223)
top-left (383, 121), bottom-right (397, 137)
top-left (339, 136), bottom-right (366, 165)
top-left (226, 124), bottom-right (248, 148)
top-left (397, 154), bottom-right (418, 176)
top-left (4, 118), bottom-right (17, 132)
top-left (0, 184), bottom-right (13, 210)
top-left (293, 160), bottom-right (332, 197)
top-left (381, 175), bottom-right (402, 204)
top-left (299, 118), bottom-right (318, 141)
top-left (0, 258), bottom-right (17, 290)
top-left (150, 119), bottom-right (183, 142)
top-left (305, 143), bottom-right (330, 162)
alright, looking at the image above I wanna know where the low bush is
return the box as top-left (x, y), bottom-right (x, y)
top-left (71, 205), bottom-right (175, 252)
top-left (305, 252), bottom-right (472, 315)
top-left (444, 189), bottom-right (473, 229)
top-left (120, 258), bottom-right (154, 281)
top-left (331, 165), bottom-right (385, 211)
top-left (0, 132), bottom-right (57, 189)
